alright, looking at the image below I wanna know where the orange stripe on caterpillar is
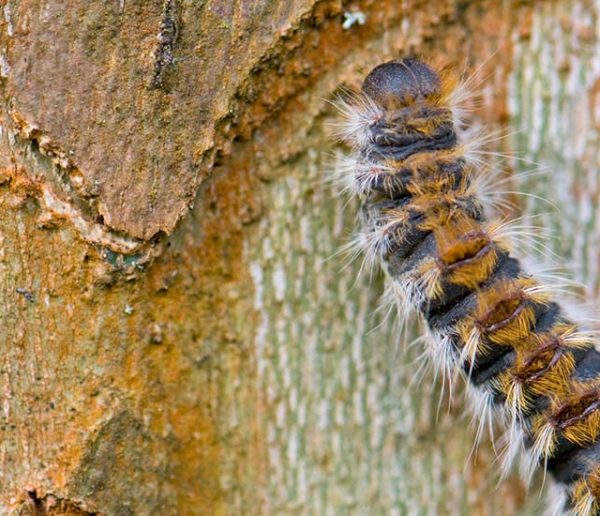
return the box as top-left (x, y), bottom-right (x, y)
top-left (494, 325), bottom-right (589, 414)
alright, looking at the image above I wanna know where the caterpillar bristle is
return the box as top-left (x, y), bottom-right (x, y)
top-left (331, 57), bottom-right (600, 514)
top-left (571, 466), bottom-right (600, 516)
top-left (328, 88), bottom-right (384, 149)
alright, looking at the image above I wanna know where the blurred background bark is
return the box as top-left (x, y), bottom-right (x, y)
top-left (0, 0), bottom-right (598, 514)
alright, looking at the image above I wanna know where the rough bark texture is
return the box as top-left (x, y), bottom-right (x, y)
top-left (0, 0), bottom-right (598, 514)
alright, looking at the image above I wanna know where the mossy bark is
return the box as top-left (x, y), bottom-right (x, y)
top-left (0, 1), bottom-right (598, 514)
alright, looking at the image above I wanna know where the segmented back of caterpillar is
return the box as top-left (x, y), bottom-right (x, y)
top-left (334, 57), bottom-right (600, 515)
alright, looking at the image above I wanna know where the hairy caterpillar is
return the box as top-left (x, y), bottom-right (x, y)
top-left (333, 57), bottom-right (600, 515)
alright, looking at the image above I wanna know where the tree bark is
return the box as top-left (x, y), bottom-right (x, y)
top-left (0, 0), bottom-right (598, 514)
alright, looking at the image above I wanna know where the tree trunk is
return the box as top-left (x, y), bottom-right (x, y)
top-left (0, 0), bottom-right (598, 514)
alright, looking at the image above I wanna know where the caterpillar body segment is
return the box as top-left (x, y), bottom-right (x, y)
top-left (335, 58), bottom-right (600, 515)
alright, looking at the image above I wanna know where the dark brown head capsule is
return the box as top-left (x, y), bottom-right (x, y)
top-left (360, 58), bottom-right (454, 161)
top-left (361, 58), bottom-right (441, 109)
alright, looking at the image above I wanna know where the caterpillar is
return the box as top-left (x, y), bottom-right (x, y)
top-left (332, 57), bottom-right (600, 515)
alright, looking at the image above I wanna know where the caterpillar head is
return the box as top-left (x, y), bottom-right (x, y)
top-left (361, 58), bottom-right (442, 110)
top-left (360, 58), bottom-right (457, 161)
